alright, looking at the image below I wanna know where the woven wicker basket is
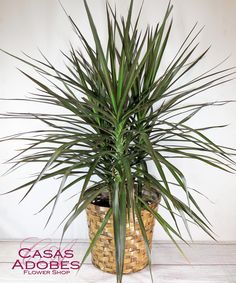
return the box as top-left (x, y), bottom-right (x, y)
top-left (86, 199), bottom-right (160, 274)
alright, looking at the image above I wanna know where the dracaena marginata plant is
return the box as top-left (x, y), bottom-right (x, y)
top-left (1, 0), bottom-right (236, 282)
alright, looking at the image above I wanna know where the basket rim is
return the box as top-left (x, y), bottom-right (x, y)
top-left (88, 193), bottom-right (161, 210)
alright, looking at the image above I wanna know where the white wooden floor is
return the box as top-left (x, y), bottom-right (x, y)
top-left (0, 241), bottom-right (235, 283)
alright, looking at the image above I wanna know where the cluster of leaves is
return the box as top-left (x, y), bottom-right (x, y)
top-left (1, 1), bottom-right (236, 282)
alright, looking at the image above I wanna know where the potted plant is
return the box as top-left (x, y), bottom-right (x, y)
top-left (1, 1), bottom-right (235, 282)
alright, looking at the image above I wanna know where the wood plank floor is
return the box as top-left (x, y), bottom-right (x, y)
top-left (0, 241), bottom-right (235, 283)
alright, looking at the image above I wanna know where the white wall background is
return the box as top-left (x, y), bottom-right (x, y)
top-left (0, 0), bottom-right (236, 241)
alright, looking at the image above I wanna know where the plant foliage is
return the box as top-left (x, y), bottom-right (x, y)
top-left (1, 1), bottom-right (236, 282)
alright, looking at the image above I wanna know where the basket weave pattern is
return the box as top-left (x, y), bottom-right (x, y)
top-left (86, 202), bottom-right (157, 274)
